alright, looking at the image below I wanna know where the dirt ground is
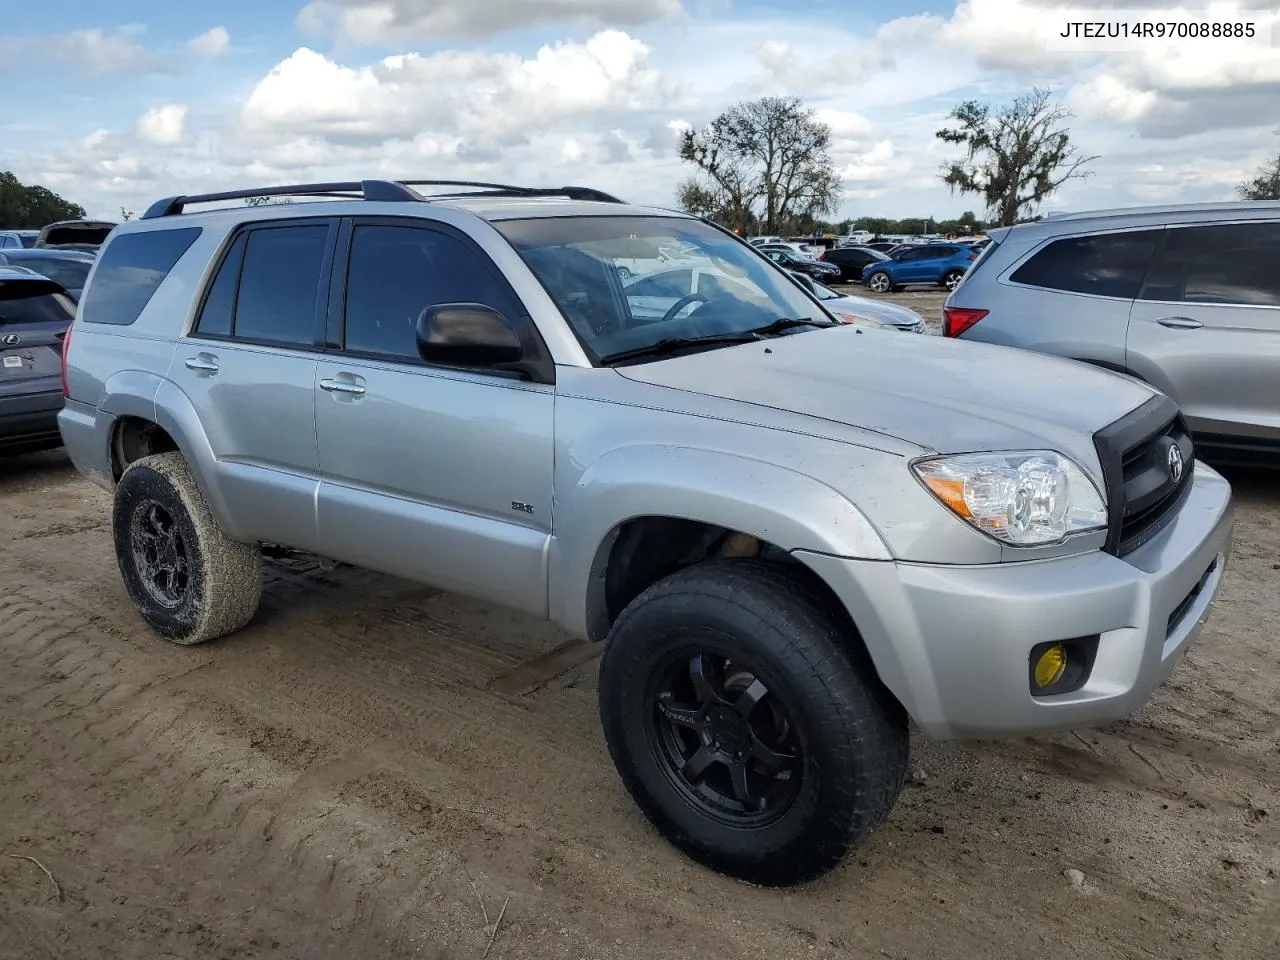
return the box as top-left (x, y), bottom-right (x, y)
top-left (2, 291), bottom-right (1277, 959)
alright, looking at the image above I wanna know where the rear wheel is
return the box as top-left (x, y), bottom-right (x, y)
top-left (867, 271), bottom-right (893, 294)
top-left (112, 452), bottom-right (262, 645)
top-left (942, 269), bottom-right (964, 291)
top-left (598, 559), bottom-right (909, 886)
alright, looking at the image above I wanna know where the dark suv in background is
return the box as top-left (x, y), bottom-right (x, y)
top-left (943, 201), bottom-right (1280, 466)
top-left (0, 265), bottom-right (76, 454)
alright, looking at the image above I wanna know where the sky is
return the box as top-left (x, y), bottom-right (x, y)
top-left (2, 0), bottom-right (1279, 223)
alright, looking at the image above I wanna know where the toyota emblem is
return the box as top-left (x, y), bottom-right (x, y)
top-left (1, 334), bottom-right (18, 346)
top-left (1167, 443), bottom-right (1184, 484)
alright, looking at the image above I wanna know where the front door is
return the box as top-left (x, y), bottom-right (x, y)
top-left (168, 218), bottom-right (337, 550)
top-left (313, 218), bottom-right (555, 616)
top-left (1127, 219), bottom-right (1280, 445)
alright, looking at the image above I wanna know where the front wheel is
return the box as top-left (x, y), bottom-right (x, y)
top-left (867, 271), bottom-right (893, 294)
top-left (112, 452), bottom-right (263, 645)
top-left (598, 559), bottom-right (909, 886)
top-left (942, 269), bottom-right (964, 291)
top-left (616, 266), bottom-right (633, 281)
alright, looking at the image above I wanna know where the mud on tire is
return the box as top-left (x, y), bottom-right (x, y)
top-left (598, 558), bottom-right (909, 887)
top-left (112, 452), bottom-right (262, 645)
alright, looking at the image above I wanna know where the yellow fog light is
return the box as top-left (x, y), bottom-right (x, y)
top-left (1034, 643), bottom-right (1067, 689)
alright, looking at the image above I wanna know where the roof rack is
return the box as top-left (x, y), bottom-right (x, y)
top-left (141, 178), bottom-right (628, 220)
top-left (141, 180), bottom-right (424, 219)
top-left (398, 181), bottom-right (626, 204)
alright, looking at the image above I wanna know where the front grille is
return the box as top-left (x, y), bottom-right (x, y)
top-left (1093, 395), bottom-right (1194, 557)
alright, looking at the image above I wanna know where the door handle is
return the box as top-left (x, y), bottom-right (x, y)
top-left (1155, 316), bottom-right (1203, 330)
top-left (184, 356), bottom-right (219, 373)
top-left (319, 378), bottom-right (366, 396)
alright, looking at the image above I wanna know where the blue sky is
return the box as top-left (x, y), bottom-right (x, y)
top-left (3, 0), bottom-right (1278, 222)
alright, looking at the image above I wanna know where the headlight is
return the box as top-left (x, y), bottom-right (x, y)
top-left (912, 451), bottom-right (1107, 546)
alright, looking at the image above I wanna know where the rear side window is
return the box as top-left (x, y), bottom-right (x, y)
top-left (78, 227), bottom-right (201, 325)
top-left (1140, 221), bottom-right (1280, 307)
top-left (194, 223), bottom-right (330, 346)
top-left (1010, 229), bottom-right (1161, 299)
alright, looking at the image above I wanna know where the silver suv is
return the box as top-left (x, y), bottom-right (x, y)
top-left (943, 201), bottom-right (1280, 466)
top-left (58, 179), bottom-right (1234, 887)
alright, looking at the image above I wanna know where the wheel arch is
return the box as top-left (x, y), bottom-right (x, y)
top-left (549, 446), bottom-right (892, 644)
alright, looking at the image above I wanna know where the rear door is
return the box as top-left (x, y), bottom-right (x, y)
top-left (168, 218), bottom-right (337, 551)
top-left (1128, 220), bottom-right (1280, 446)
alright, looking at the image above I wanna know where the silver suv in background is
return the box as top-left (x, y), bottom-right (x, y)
top-left (943, 202), bottom-right (1280, 466)
top-left (58, 179), bottom-right (1234, 887)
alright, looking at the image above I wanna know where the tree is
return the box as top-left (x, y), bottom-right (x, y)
top-left (678, 96), bottom-right (842, 235)
top-left (0, 171), bottom-right (86, 228)
top-left (120, 207), bottom-right (136, 221)
top-left (1237, 133), bottom-right (1280, 200)
top-left (936, 88), bottom-right (1097, 226)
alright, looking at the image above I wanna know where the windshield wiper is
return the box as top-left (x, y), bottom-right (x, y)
top-left (747, 316), bottom-right (836, 334)
top-left (600, 332), bottom-right (763, 365)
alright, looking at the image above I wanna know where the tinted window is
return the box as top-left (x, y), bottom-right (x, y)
top-left (1010, 230), bottom-right (1161, 299)
top-left (628, 269), bottom-right (692, 298)
top-left (234, 224), bottom-right (329, 345)
top-left (1141, 222), bottom-right (1280, 307)
top-left (0, 280), bottom-right (75, 325)
top-left (15, 257), bottom-right (92, 291)
top-left (342, 224), bottom-right (518, 359)
top-left (78, 227), bottom-right (201, 325)
top-left (194, 233), bottom-right (247, 338)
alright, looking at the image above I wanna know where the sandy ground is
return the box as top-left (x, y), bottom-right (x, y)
top-left (1, 289), bottom-right (1277, 960)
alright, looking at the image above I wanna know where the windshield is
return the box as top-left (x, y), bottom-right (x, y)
top-left (495, 216), bottom-right (833, 363)
top-left (14, 257), bottom-right (91, 290)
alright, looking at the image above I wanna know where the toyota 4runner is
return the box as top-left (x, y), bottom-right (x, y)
top-left (58, 179), bottom-right (1235, 886)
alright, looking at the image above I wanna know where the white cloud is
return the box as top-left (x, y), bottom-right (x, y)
top-left (297, 0), bottom-right (684, 43)
top-left (239, 31), bottom-right (672, 151)
top-left (187, 26), bottom-right (230, 58)
top-left (0, 25), bottom-right (159, 77)
top-left (135, 104), bottom-right (188, 146)
top-left (839, 140), bottom-right (896, 182)
top-left (1065, 74), bottom-right (1157, 123)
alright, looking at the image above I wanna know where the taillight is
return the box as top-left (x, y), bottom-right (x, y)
top-left (60, 322), bottom-right (73, 396)
top-left (967, 253), bottom-right (978, 261)
top-left (943, 306), bottom-right (988, 338)
top-left (816, 251), bottom-right (825, 260)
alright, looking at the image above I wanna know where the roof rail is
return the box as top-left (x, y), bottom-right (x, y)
top-left (139, 178), bottom-right (627, 221)
top-left (140, 179), bottom-right (423, 219)
top-left (398, 180), bottom-right (626, 204)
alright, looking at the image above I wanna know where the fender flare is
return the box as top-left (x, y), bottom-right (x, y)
top-left (548, 444), bottom-right (892, 640)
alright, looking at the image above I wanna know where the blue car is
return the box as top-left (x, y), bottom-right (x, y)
top-left (859, 242), bottom-right (977, 293)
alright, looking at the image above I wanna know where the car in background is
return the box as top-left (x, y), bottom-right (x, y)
top-left (759, 245), bottom-right (840, 280)
top-left (34, 219), bottom-right (117, 251)
top-left (0, 248), bottom-right (96, 300)
top-left (0, 265), bottom-right (75, 455)
top-left (860, 243), bottom-right (977, 293)
top-left (821, 245), bottom-right (891, 283)
top-left (748, 235), bottom-right (784, 246)
top-left (786, 270), bottom-right (929, 333)
top-left (943, 200), bottom-right (1280, 465)
top-left (0, 230), bottom-right (39, 249)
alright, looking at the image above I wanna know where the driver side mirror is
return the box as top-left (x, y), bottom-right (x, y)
top-left (416, 303), bottom-right (524, 369)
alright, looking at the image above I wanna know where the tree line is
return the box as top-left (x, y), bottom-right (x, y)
top-left (0, 171), bottom-right (86, 229)
top-left (678, 91), bottom-right (1280, 234)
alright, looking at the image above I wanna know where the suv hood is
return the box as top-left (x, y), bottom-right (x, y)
top-left (616, 325), bottom-right (1156, 473)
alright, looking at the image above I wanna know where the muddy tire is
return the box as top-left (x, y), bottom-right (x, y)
top-left (598, 559), bottom-right (909, 886)
top-left (112, 452), bottom-right (262, 645)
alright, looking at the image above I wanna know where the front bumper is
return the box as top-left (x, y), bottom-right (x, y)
top-left (798, 460), bottom-right (1235, 740)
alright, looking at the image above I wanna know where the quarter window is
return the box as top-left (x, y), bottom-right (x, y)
top-left (342, 224), bottom-right (520, 360)
top-left (78, 227), bottom-right (201, 325)
top-left (1010, 230), bottom-right (1162, 299)
top-left (1140, 222), bottom-right (1280, 307)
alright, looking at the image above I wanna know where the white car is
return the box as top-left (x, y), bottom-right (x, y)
top-left (787, 270), bottom-right (931, 334)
